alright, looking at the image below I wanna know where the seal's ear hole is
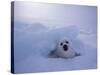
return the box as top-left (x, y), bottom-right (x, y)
top-left (60, 42), bottom-right (63, 46)
top-left (65, 41), bottom-right (69, 44)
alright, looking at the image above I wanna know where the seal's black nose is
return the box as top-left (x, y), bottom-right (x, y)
top-left (63, 45), bottom-right (68, 51)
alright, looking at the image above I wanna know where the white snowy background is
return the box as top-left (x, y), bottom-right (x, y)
top-left (13, 2), bottom-right (97, 73)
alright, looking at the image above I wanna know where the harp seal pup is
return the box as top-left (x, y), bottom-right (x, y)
top-left (49, 38), bottom-right (80, 58)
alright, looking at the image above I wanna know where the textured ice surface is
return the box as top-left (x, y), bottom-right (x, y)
top-left (14, 22), bottom-right (97, 73)
top-left (13, 2), bottom-right (97, 73)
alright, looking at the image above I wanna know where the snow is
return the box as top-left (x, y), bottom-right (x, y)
top-left (13, 2), bottom-right (97, 74)
top-left (14, 21), bottom-right (97, 74)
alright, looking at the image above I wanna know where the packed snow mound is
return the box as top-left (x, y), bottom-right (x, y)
top-left (14, 22), bottom-right (97, 73)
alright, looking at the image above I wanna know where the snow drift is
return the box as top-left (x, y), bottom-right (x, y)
top-left (13, 21), bottom-right (97, 73)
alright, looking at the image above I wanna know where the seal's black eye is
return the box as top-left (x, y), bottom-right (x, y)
top-left (60, 42), bottom-right (63, 46)
top-left (65, 41), bottom-right (69, 43)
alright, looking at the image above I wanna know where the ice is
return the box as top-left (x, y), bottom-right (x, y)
top-left (13, 2), bottom-right (97, 73)
top-left (14, 21), bottom-right (97, 73)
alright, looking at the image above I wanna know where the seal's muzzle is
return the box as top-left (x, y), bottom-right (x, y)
top-left (63, 45), bottom-right (68, 51)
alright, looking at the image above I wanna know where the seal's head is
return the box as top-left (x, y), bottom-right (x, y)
top-left (59, 39), bottom-right (69, 51)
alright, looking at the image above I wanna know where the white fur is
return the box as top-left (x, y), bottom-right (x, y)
top-left (54, 38), bottom-right (77, 58)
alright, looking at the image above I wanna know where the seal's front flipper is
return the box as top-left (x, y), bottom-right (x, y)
top-left (75, 53), bottom-right (81, 56)
top-left (48, 50), bottom-right (59, 58)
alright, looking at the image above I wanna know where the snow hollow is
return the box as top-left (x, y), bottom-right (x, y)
top-left (13, 2), bottom-right (97, 74)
